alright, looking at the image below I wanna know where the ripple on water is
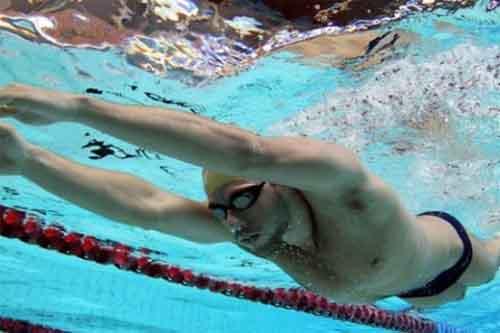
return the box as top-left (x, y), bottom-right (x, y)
top-left (271, 42), bottom-right (499, 225)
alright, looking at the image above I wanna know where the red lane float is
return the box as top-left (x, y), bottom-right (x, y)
top-left (0, 204), bottom-right (438, 333)
top-left (0, 316), bottom-right (67, 333)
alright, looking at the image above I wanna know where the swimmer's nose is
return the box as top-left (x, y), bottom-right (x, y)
top-left (226, 214), bottom-right (244, 233)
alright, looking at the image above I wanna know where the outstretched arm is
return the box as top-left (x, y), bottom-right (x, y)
top-left (78, 97), bottom-right (367, 193)
top-left (0, 83), bottom-right (367, 194)
top-left (21, 145), bottom-right (231, 243)
top-left (0, 121), bottom-right (230, 243)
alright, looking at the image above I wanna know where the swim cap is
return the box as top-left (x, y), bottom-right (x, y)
top-left (202, 169), bottom-right (246, 196)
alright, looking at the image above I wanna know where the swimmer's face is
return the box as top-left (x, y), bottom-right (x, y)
top-left (207, 180), bottom-right (288, 255)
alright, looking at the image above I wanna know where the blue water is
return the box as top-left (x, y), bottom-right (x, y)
top-left (0, 2), bottom-right (499, 333)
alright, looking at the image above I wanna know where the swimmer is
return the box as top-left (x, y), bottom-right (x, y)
top-left (0, 83), bottom-right (499, 308)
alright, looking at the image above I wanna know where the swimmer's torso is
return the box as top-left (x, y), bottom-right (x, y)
top-left (259, 182), bottom-right (462, 304)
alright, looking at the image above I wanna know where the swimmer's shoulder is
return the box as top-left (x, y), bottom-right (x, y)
top-left (300, 172), bottom-right (413, 228)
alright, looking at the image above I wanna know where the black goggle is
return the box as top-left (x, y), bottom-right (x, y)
top-left (208, 182), bottom-right (266, 221)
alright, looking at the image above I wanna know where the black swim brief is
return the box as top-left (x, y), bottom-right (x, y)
top-left (398, 211), bottom-right (473, 299)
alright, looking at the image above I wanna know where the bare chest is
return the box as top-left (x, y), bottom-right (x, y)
top-left (273, 192), bottom-right (416, 301)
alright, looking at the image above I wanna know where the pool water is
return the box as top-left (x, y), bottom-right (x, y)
top-left (0, 1), bottom-right (499, 332)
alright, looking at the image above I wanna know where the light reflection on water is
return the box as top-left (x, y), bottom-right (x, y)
top-left (0, 0), bottom-right (487, 80)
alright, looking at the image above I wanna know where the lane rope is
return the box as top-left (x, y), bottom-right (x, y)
top-left (0, 316), bottom-right (67, 333)
top-left (0, 204), bottom-right (473, 333)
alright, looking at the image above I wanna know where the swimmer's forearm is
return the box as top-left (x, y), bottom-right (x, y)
top-left (20, 145), bottom-right (163, 227)
top-left (75, 96), bottom-right (257, 173)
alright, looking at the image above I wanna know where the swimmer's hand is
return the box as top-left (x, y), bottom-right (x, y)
top-left (0, 122), bottom-right (33, 175)
top-left (0, 83), bottom-right (80, 125)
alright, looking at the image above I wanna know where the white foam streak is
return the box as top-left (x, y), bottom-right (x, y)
top-left (271, 43), bottom-right (499, 224)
